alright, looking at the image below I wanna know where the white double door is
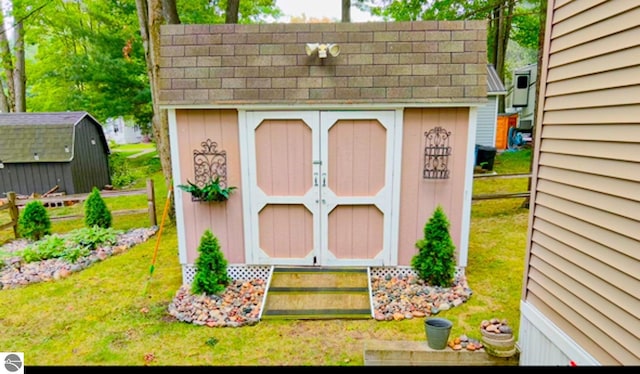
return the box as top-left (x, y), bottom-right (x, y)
top-left (242, 110), bottom-right (398, 266)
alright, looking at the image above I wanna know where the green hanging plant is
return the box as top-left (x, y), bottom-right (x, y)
top-left (177, 177), bottom-right (237, 202)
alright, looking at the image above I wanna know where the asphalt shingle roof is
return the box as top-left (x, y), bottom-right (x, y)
top-left (0, 111), bottom-right (90, 163)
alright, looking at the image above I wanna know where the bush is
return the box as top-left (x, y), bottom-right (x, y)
top-left (108, 152), bottom-right (139, 188)
top-left (84, 187), bottom-right (112, 229)
top-left (411, 205), bottom-right (456, 287)
top-left (192, 229), bottom-right (230, 296)
top-left (20, 234), bottom-right (66, 263)
top-left (18, 200), bottom-right (52, 241)
top-left (18, 226), bottom-right (123, 265)
top-left (19, 234), bottom-right (91, 264)
top-left (68, 226), bottom-right (121, 250)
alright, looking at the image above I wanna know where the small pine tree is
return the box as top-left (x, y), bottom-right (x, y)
top-left (84, 187), bottom-right (112, 228)
top-left (411, 205), bottom-right (456, 287)
top-left (192, 229), bottom-right (231, 295)
top-left (18, 200), bottom-right (52, 241)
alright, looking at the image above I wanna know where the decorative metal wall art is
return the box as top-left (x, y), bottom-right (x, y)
top-left (423, 126), bottom-right (451, 179)
top-left (193, 138), bottom-right (228, 189)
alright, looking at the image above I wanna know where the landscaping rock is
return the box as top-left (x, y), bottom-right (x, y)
top-left (0, 226), bottom-right (158, 290)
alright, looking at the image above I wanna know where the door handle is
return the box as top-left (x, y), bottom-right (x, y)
top-left (314, 172), bottom-right (318, 187)
top-left (322, 173), bottom-right (326, 187)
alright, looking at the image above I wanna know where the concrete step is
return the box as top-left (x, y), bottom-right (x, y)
top-left (261, 266), bottom-right (372, 320)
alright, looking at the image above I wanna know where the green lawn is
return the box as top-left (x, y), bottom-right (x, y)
top-left (109, 142), bottom-right (156, 153)
top-left (0, 148), bottom-right (532, 366)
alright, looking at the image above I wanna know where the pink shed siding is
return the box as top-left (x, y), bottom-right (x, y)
top-left (255, 119), bottom-right (312, 196)
top-left (327, 119), bottom-right (387, 196)
top-left (255, 119), bottom-right (314, 259)
top-left (328, 206), bottom-right (384, 260)
top-left (176, 109), bottom-right (245, 264)
top-left (258, 205), bottom-right (314, 259)
top-left (327, 119), bottom-right (387, 260)
top-left (397, 108), bottom-right (470, 266)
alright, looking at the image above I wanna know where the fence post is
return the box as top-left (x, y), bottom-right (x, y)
top-left (8, 191), bottom-right (20, 238)
top-left (146, 179), bottom-right (157, 226)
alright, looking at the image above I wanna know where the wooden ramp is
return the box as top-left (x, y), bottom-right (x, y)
top-left (261, 266), bottom-right (372, 320)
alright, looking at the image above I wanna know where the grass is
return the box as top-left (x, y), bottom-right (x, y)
top-left (0, 147), bottom-right (532, 366)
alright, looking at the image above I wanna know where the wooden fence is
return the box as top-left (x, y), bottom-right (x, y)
top-left (0, 192), bottom-right (20, 238)
top-left (0, 179), bottom-right (157, 240)
top-left (472, 173), bottom-right (531, 201)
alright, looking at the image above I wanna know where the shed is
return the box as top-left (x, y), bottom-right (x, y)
top-left (517, 0), bottom-right (640, 366)
top-left (158, 20), bottom-right (488, 284)
top-left (474, 64), bottom-right (507, 148)
top-left (0, 111), bottom-right (111, 196)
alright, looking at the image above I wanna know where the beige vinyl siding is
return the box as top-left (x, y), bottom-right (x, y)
top-left (551, 0), bottom-right (637, 38)
top-left (538, 153), bottom-right (640, 181)
top-left (546, 47), bottom-right (640, 82)
top-left (523, 0), bottom-right (640, 365)
top-left (527, 248), bottom-right (638, 344)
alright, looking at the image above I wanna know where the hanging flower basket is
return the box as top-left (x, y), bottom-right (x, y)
top-left (177, 177), bottom-right (237, 202)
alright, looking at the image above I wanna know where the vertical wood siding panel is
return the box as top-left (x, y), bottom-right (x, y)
top-left (397, 108), bottom-right (468, 266)
top-left (254, 120), bottom-right (274, 195)
top-left (397, 108), bottom-right (425, 265)
top-left (219, 109), bottom-right (245, 263)
top-left (176, 109), bottom-right (200, 263)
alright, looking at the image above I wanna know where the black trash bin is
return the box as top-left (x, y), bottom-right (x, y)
top-left (475, 144), bottom-right (497, 171)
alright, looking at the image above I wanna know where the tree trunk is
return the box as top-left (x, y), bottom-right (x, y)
top-left (0, 82), bottom-right (8, 112)
top-left (0, 8), bottom-right (16, 112)
top-left (13, 20), bottom-right (25, 112)
top-left (162, 0), bottom-right (180, 24)
top-left (226, 0), bottom-right (240, 24)
top-left (136, 0), bottom-right (175, 222)
top-left (495, 0), bottom-right (514, 115)
top-left (342, 0), bottom-right (351, 22)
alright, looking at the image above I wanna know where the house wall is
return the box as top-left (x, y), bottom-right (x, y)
top-left (104, 117), bottom-right (144, 145)
top-left (475, 95), bottom-right (498, 147)
top-left (397, 107), bottom-right (470, 266)
top-left (519, 0), bottom-right (640, 366)
top-left (70, 117), bottom-right (112, 194)
top-left (175, 109), bottom-right (245, 264)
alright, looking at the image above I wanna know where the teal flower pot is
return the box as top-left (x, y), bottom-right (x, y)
top-left (425, 317), bottom-right (453, 350)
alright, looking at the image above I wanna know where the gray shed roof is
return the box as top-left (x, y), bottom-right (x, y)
top-left (159, 21), bottom-right (489, 106)
top-left (487, 64), bottom-right (507, 95)
top-left (0, 111), bottom-right (106, 163)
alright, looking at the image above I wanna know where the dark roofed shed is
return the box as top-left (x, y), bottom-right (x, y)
top-left (0, 111), bottom-right (111, 196)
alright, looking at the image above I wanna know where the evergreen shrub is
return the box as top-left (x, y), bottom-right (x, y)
top-left (18, 200), bottom-right (52, 241)
top-left (192, 229), bottom-right (231, 296)
top-left (411, 205), bottom-right (456, 287)
top-left (84, 187), bottom-right (112, 228)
